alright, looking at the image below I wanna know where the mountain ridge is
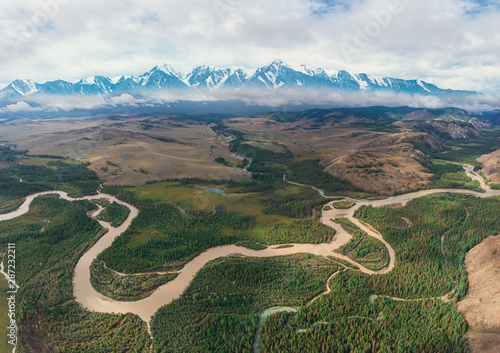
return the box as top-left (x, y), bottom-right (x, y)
top-left (0, 60), bottom-right (477, 100)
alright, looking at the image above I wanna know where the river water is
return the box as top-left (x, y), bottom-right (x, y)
top-left (1, 165), bottom-right (498, 324)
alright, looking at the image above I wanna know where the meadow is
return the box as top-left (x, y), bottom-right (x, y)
top-left (99, 181), bottom-right (334, 273)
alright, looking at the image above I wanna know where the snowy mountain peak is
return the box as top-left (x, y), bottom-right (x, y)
top-left (0, 61), bottom-right (477, 100)
top-left (79, 76), bottom-right (97, 85)
top-left (269, 59), bottom-right (289, 68)
top-left (9, 79), bottom-right (39, 96)
top-left (191, 65), bottom-right (216, 75)
top-left (152, 64), bottom-right (181, 77)
top-left (238, 67), bottom-right (257, 79)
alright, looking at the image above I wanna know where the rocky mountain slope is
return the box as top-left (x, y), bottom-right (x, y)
top-left (0, 60), bottom-right (476, 101)
top-left (477, 150), bottom-right (500, 183)
top-left (458, 236), bottom-right (500, 353)
top-left (320, 133), bottom-right (438, 194)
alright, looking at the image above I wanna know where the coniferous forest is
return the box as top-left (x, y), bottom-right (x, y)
top-left (3, 0), bottom-right (500, 349)
top-left (0, 137), bottom-right (499, 352)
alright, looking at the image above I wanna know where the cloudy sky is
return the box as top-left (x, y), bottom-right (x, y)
top-left (1, 0), bottom-right (499, 94)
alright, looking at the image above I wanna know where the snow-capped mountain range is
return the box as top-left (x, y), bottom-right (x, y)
top-left (0, 60), bottom-right (476, 100)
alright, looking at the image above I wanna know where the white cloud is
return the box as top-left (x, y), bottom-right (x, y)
top-left (0, 0), bottom-right (499, 96)
top-left (3, 88), bottom-right (500, 114)
top-left (109, 94), bottom-right (143, 106)
top-left (1, 101), bottom-right (41, 112)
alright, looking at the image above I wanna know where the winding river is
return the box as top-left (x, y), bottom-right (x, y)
top-left (0, 166), bottom-right (498, 330)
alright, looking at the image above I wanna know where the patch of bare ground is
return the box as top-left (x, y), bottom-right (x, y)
top-left (320, 143), bottom-right (432, 195)
top-left (477, 150), bottom-right (500, 183)
top-left (458, 235), bottom-right (500, 353)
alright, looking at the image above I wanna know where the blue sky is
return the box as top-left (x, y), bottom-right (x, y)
top-left (464, 1), bottom-right (499, 16)
top-left (0, 0), bottom-right (499, 96)
top-left (311, 0), bottom-right (353, 15)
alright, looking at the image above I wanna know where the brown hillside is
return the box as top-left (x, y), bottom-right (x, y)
top-left (477, 150), bottom-right (500, 183)
top-left (458, 236), bottom-right (500, 353)
top-left (321, 143), bottom-right (432, 195)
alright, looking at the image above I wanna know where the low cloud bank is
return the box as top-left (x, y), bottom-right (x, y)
top-left (1, 88), bottom-right (499, 115)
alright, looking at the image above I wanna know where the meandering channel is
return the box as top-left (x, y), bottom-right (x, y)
top-left (1, 166), bottom-right (498, 337)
